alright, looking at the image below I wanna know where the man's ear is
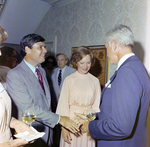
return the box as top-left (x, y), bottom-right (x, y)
top-left (25, 46), bottom-right (31, 55)
top-left (111, 40), bottom-right (118, 52)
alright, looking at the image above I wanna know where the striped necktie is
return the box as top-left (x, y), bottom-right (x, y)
top-left (58, 70), bottom-right (62, 86)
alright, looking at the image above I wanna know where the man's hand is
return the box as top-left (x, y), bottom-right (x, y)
top-left (59, 116), bottom-right (79, 133)
top-left (74, 112), bottom-right (90, 133)
top-left (81, 121), bottom-right (90, 133)
top-left (10, 117), bottom-right (31, 134)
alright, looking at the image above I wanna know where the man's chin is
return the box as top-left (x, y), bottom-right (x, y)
top-left (42, 57), bottom-right (45, 61)
top-left (39, 59), bottom-right (45, 64)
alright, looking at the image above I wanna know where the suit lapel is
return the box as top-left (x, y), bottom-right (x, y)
top-left (62, 65), bottom-right (68, 81)
top-left (21, 61), bottom-right (38, 86)
top-left (62, 66), bottom-right (67, 80)
top-left (100, 70), bottom-right (118, 105)
top-left (55, 68), bottom-right (59, 89)
top-left (61, 66), bottom-right (68, 87)
top-left (21, 61), bottom-right (50, 108)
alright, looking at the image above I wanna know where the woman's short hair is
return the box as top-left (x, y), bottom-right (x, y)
top-left (105, 24), bottom-right (134, 48)
top-left (70, 46), bottom-right (95, 68)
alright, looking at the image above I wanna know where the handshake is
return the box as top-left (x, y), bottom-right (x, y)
top-left (59, 112), bottom-right (96, 144)
top-left (73, 112), bottom-right (94, 133)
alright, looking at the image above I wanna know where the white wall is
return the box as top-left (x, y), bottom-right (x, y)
top-left (0, 0), bottom-right (50, 44)
top-left (35, 0), bottom-right (148, 77)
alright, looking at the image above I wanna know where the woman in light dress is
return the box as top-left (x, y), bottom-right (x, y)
top-left (56, 46), bottom-right (101, 147)
top-left (0, 26), bottom-right (32, 147)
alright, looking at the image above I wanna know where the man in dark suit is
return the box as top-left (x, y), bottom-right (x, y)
top-left (80, 24), bottom-right (150, 147)
top-left (6, 34), bottom-right (79, 147)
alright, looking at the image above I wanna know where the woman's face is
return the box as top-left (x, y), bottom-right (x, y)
top-left (76, 54), bottom-right (91, 74)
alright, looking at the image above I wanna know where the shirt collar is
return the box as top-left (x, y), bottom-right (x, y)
top-left (60, 66), bottom-right (66, 72)
top-left (116, 53), bottom-right (135, 70)
top-left (24, 59), bottom-right (38, 74)
top-left (58, 65), bottom-right (66, 75)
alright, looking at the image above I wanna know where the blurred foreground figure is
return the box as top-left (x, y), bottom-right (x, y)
top-left (0, 46), bottom-right (18, 88)
top-left (0, 26), bottom-right (33, 147)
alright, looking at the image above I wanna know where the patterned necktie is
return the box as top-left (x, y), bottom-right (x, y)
top-left (36, 68), bottom-right (45, 92)
top-left (58, 70), bottom-right (62, 86)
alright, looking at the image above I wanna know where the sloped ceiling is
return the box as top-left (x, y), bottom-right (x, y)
top-left (0, 0), bottom-right (50, 44)
top-left (0, 0), bottom-right (77, 44)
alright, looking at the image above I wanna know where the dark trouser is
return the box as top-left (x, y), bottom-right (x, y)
top-left (52, 124), bottom-right (61, 147)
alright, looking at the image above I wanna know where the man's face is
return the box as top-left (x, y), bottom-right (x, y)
top-left (105, 40), bottom-right (118, 65)
top-left (57, 55), bottom-right (67, 69)
top-left (26, 42), bottom-right (47, 67)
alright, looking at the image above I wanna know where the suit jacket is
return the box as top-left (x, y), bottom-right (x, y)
top-left (89, 55), bottom-right (150, 147)
top-left (6, 60), bottom-right (59, 145)
top-left (51, 66), bottom-right (76, 107)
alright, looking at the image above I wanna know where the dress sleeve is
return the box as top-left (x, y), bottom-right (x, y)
top-left (92, 78), bottom-right (101, 112)
top-left (56, 77), bottom-right (70, 116)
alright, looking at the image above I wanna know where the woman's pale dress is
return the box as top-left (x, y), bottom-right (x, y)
top-left (56, 71), bottom-right (101, 147)
top-left (0, 83), bottom-right (12, 143)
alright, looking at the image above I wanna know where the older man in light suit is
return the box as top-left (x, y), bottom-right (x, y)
top-left (6, 34), bottom-right (79, 147)
top-left (51, 53), bottom-right (76, 110)
top-left (79, 25), bottom-right (150, 147)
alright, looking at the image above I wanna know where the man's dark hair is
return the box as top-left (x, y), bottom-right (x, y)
top-left (20, 33), bottom-right (45, 57)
